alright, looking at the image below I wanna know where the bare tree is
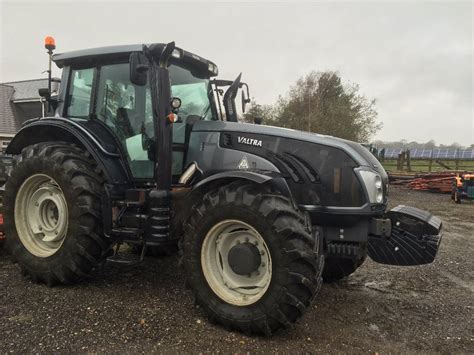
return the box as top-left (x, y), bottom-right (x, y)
top-left (272, 71), bottom-right (381, 142)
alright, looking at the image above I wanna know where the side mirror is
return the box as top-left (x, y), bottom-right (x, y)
top-left (240, 83), bottom-right (251, 113)
top-left (130, 52), bottom-right (148, 86)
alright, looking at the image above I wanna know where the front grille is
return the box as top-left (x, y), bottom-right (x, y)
top-left (221, 133), bottom-right (233, 148)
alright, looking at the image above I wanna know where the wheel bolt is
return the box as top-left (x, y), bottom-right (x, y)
top-left (254, 241), bottom-right (259, 246)
top-left (260, 250), bottom-right (265, 255)
top-left (245, 237), bottom-right (249, 242)
top-left (261, 262), bottom-right (265, 267)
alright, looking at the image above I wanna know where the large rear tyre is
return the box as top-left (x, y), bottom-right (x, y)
top-left (322, 254), bottom-right (366, 282)
top-left (183, 181), bottom-right (323, 335)
top-left (4, 142), bottom-right (110, 285)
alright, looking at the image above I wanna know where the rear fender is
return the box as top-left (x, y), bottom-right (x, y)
top-left (6, 118), bottom-right (131, 184)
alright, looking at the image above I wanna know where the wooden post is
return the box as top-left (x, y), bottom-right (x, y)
top-left (406, 150), bottom-right (411, 172)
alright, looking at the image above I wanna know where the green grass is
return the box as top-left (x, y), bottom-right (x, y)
top-left (382, 159), bottom-right (474, 173)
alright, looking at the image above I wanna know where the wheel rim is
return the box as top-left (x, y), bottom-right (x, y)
top-left (14, 174), bottom-right (68, 258)
top-left (201, 219), bottom-right (272, 306)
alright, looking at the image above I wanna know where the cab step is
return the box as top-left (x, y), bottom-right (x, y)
top-left (111, 227), bottom-right (142, 238)
top-left (106, 243), bottom-right (147, 265)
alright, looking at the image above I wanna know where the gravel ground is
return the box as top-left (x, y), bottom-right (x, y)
top-left (0, 186), bottom-right (473, 353)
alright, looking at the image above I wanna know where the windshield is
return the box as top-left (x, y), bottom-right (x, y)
top-left (170, 65), bottom-right (214, 121)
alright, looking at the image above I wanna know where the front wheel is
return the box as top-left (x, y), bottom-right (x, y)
top-left (322, 254), bottom-right (367, 282)
top-left (183, 181), bottom-right (323, 335)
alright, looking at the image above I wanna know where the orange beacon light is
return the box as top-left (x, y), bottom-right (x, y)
top-left (45, 36), bottom-right (56, 51)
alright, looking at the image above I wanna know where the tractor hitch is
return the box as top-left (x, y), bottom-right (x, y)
top-left (368, 205), bottom-right (442, 266)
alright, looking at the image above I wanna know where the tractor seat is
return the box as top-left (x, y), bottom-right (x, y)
top-left (116, 107), bottom-right (135, 138)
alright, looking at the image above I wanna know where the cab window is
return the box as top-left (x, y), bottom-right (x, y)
top-left (66, 68), bottom-right (94, 118)
top-left (95, 63), bottom-right (154, 178)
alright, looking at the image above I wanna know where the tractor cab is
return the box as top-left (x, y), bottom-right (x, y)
top-left (45, 44), bottom-right (250, 182)
top-left (48, 44), bottom-right (221, 181)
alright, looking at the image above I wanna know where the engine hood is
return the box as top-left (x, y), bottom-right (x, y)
top-left (192, 120), bottom-right (383, 171)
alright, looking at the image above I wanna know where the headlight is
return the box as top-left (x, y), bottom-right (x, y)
top-left (358, 170), bottom-right (384, 204)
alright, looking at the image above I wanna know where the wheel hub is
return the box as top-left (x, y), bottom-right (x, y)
top-left (201, 220), bottom-right (272, 306)
top-left (228, 242), bottom-right (261, 275)
top-left (15, 174), bottom-right (68, 257)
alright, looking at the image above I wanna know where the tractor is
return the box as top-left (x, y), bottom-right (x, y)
top-left (1, 37), bottom-right (442, 335)
top-left (453, 173), bottom-right (474, 203)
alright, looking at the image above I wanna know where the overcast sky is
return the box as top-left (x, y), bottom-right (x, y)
top-left (1, 0), bottom-right (472, 145)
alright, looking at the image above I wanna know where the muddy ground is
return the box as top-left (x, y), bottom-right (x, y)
top-left (0, 186), bottom-right (473, 353)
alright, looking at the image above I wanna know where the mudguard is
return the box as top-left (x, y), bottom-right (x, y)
top-left (5, 118), bottom-right (131, 184)
top-left (192, 170), bottom-right (294, 201)
top-left (368, 205), bottom-right (442, 266)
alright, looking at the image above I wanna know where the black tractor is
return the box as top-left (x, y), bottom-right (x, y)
top-left (2, 38), bottom-right (442, 335)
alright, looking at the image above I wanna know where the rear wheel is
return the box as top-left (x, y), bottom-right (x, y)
top-left (322, 254), bottom-right (366, 282)
top-left (4, 142), bottom-right (110, 285)
top-left (183, 181), bottom-right (323, 335)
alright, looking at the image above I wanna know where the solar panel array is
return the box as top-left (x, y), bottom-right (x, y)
top-left (381, 148), bottom-right (474, 160)
top-left (382, 148), bottom-right (403, 159)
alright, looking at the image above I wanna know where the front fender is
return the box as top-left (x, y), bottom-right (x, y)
top-left (6, 118), bottom-right (131, 184)
top-left (192, 170), bottom-right (294, 201)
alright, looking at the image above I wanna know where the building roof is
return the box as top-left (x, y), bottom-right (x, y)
top-left (0, 84), bottom-right (20, 135)
top-left (1, 78), bottom-right (48, 102)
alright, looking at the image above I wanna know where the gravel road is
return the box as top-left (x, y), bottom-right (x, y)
top-left (0, 186), bottom-right (473, 353)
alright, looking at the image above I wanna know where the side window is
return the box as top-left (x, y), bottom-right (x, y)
top-left (66, 68), bottom-right (94, 118)
top-left (95, 63), bottom-right (154, 178)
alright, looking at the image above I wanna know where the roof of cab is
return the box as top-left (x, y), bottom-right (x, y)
top-left (53, 44), bottom-right (144, 67)
top-left (52, 43), bottom-right (218, 76)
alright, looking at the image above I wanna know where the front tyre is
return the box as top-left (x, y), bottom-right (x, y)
top-left (322, 254), bottom-right (367, 282)
top-left (4, 142), bottom-right (110, 285)
top-left (183, 181), bottom-right (323, 335)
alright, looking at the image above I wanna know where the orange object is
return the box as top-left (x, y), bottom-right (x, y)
top-left (167, 113), bottom-right (177, 123)
top-left (44, 36), bottom-right (56, 50)
top-left (0, 213), bottom-right (3, 225)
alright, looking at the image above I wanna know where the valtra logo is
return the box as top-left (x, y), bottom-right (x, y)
top-left (237, 136), bottom-right (263, 147)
